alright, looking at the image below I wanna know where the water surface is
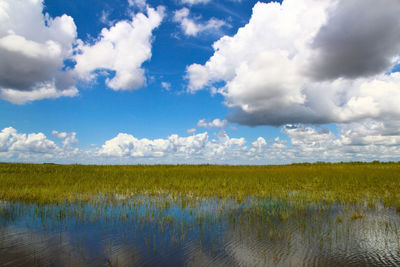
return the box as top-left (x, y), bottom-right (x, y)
top-left (1, 197), bottom-right (399, 266)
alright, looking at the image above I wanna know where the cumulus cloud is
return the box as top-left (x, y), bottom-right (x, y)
top-left (242, 122), bottom-right (400, 163)
top-left (98, 131), bottom-right (247, 161)
top-left (281, 124), bottom-right (337, 159)
top-left (0, 0), bottom-right (166, 103)
top-left (52, 130), bottom-right (78, 147)
top-left (197, 118), bottom-right (227, 128)
top-left (0, 0), bottom-right (78, 104)
top-left (74, 6), bottom-right (164, 91)
top-left (0, 127), bottom-right (59, 159)
top-left (99, 132), bottom-right (207, 158)
top-left (0, 127), bottom-right (80, 162)
top-left (2, 123), bottom-right (400, 164)
top-left (96, 121), bottom-right (400, 163)
top-left (186, 0), bottom-right (400, 126)
top-left (282, 122), bottom-right (400, 161)
top-left (173, 8), bottom-right (227, 37)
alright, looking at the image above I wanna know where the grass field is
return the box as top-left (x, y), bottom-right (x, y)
top-left (0, 162), bottom-right (399, 208)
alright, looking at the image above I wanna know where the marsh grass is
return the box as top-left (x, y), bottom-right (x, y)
top-left (1, 162), bottom-right (400, 266)
top-left (1, 196), bottom-right (399, 267)
top-left (0, 162), bottom-right (399, 208)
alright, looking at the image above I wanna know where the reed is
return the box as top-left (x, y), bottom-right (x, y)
top-left (0, 162), bottom-right (399, 207)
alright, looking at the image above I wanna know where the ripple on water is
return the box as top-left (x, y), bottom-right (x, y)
top-left (0, 198), bottom-right (400, 266)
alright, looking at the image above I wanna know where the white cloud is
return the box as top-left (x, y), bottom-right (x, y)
top-left (181, 0), bottom-right (211, 5)
top-left (99, 132), bottom-right (246, 162)
top-left (187, 128), bottom-right (197, 134)
top-left (197, 119), bottom-right (207, 128)
top-left (74, 6), bottom-right (165, 91)
top-left (2, 123), bottom-right (400, 164)
top-left (100, 10), bottom-right (114, 26)
top-left (0, 85), bottom-right (78, 105)
top-left (97, 121), bottom-right (400, 163)
top-left (0, 127), bottom-right (80, 162)
top-left (284, 122), bottom-right (400, 161)
top-left (173, 8), bottom-right (228, 37)
top-left (52, 130), bottom-right (78, 147)
top-left (249, 137), bottom-right (267, 154)
top-left (52, 130), bottom-right (68, 139)
top-left (197, 118), bottom-right (227, 128)
top-left (128, 0), bottom-right (147, 10)
top-left (244, 122), bottom-right (400, 163)
top-left (186, 0), bottom-right (400, 127)
top-left (338, 121), bottom-right (400, 148)
top-left (0, 0), bottom-right (78, 104)
top-left (99, 132), bottom-right (208, 158)
top-left (0, 0), bottom-right (167, 103)
top-left (0, 127), bottom-right (59, 159)
top-left (161, 81), bottom-right (171, 91)
top-left (98, 131), bottom-right (247, 161)
top-left (283, 125), bottom-right (335, 150)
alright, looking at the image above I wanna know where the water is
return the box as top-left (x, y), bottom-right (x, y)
top-left (1, 197), bottom-right (399, 266)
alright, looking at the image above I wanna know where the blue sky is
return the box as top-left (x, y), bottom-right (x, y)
top-left (1, 0), bottom-right (400, 164)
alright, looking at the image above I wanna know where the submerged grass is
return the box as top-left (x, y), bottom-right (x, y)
top-left (0, 162), bottom-right (399, 207)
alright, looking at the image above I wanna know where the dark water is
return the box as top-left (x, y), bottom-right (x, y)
top-left (1, 197), bottom-right (400, 266)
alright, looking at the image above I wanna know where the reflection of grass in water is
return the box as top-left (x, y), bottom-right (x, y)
top-left (0, 198), bottom-right (309, 252)
top-left (1, 197), bottom-right (399, 267)
top-left (0, 162), bottom-right (399, 208)
top-left (1, 160), bottom-right (399, 267)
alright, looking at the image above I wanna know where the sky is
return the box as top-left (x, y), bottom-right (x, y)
top-left (1, 0), bottom-right (400, 164)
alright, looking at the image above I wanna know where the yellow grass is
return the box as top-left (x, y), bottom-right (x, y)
top-left (0, 162), bottom-right (399, 207)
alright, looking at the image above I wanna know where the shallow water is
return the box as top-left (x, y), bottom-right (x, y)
top-left (0, 197), bottom-right (399, 266)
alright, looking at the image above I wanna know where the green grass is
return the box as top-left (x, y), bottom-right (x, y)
top-left (0, 162), bottom-right (399, 207)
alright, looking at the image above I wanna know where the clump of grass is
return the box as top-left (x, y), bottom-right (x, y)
top-left (0, 162), bottom-right (399, 208)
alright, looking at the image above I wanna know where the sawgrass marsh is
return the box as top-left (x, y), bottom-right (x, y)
top-left (1, 162), bottom-right (400, 266)
top-left (0, 162), bottom-right (399, 208)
